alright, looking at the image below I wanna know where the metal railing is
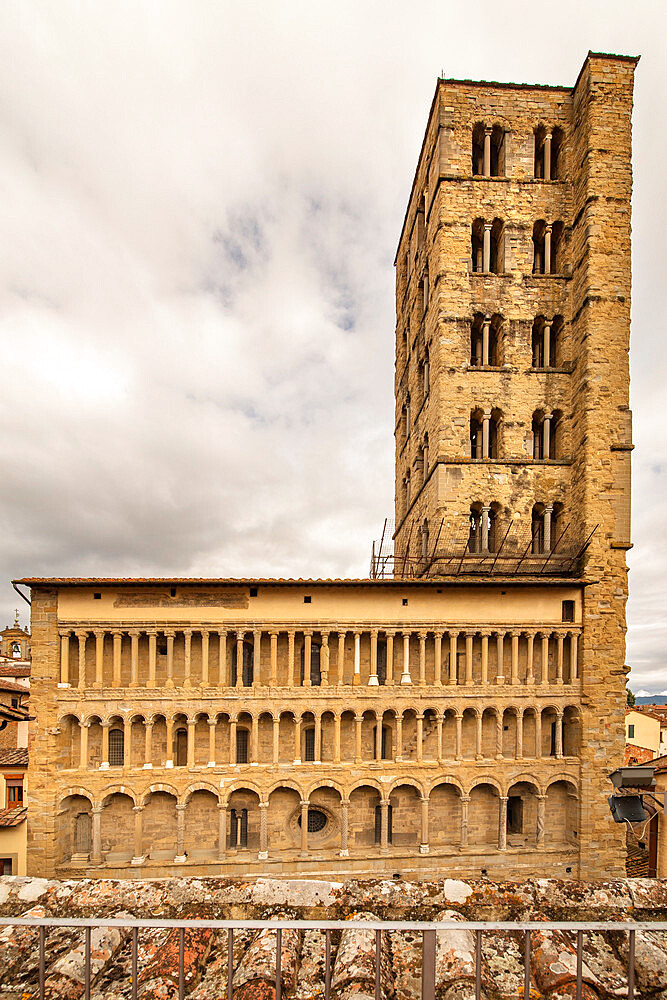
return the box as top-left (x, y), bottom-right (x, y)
top-left (3, 916), bottom-right (665, 1000)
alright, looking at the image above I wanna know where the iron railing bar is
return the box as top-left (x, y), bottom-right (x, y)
top-left (84, 926), bottom-right (91, 1000)
top-left (131, 926), bottom-right (138, 1000)
top-left (475, 928), bottom-right (482, 1000)
top-left (422, 929), bottom-right (435, 1000)
top-left (325, 928), bottom-right (331, 1000)
top-left (523, 930), bottom-right (530, 1000)
top-left (38, 924), bottom-right (45, 1000)
top-left (178, 926), bottom-right (185, 1000)
top-left (227, 928), bottom-right (234, 1000)
top-left (375, 928), bottom-right (381, 1000)
top-left (628, 929), bottom-right (635, 1000)
top-left (575, 929), bottom-right (583, 1000)
top-left (1, 917), bottom-right (665, 932)
top-left (276, 927), bottom-right (282, 1000)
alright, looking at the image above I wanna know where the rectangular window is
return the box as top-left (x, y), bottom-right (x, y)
top-left (236, 729), bottom-right (249, 765)
top-left (304, 728), bottom-right (315, 762)
top-left (6, 779), bottom-right (23, 809)
top-left (0, 858), bottom-right (13, 875)
top-left (628, 724), bottom-right (635, 740)
top-left (562, 600), bottom-right (575, 623)
top-left (507, 796), bottom-right (523, 833)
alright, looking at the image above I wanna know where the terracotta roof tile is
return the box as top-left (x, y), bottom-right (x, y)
top-left (0, 678), bottom-right (29, 695)
top-left (15, 574), bottom-right (583, 588)
top-left (0, 748), bottom-right (28, 766)
top-left (0, 665), bottom-right (30, 677)
top-left (0, 806), bottom-right (26, 827)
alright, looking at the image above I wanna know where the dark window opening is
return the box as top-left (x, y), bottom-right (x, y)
top-left (507, 796), bottom-right (523, 833)
top-left (6, 779), bottom-right (23, 809)
top-left (170, 588), bottom-right (177, 597)
top-left (374, 803), bottom-right (393, 844)
top-left (303, 595), bottom-right (312, 604)
top-left (562, 600), bottom-right (575, 623)
top-left (304, 727), bottom-right (315, 762)
top-left (93, 593), bottom-right (101, 600)
top-left (236, 728), bottom-right (249, 765)
top-left (175, 728), bottom-right (187, 767)
top-left (628, 724), bottom-right (635, 740)
top-left (108, 727), bottom-right (124, 767)
top-left (157, 638), bottom-right (168, 656)
top-left (0, 858), bottom-right (13, 875)
top-left (249, 587), bottom-right (258, 597)
top-left (372, 724), bottom-right (391, 760)
top-left (298, 808), bottom-right (328, 834)
top-left (300, 642), bottom-right (321, 686)
top-left (229, 808), bottom-right (248, 848)
top-left (402, 598), bottom-right (408, 606)
top-left (231, 640), bottom-right (254, 687)
top-left (377, 640), bottom-right (387, 686)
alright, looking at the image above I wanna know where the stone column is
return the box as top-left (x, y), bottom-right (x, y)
top-left (131, 806), bottom-right (144, 865)
top-left (321, 632), bottom-right (330, 685)
top-left (483, 126), bottom-right (492, 176)
top-left (353, 631), bottom-right (361, 686)
top-left (253, 630), bottom-right (261, 689)
top-left (475, 712), bottom-right (483, 759)
top-left (511, 631), bottom-right (519, 685)
top-left (496, 632), bottom-right (505, 684)
top-left (208, 718), bottom-right (217, 767)
top-left (94, 630), bottom-right (104, 689)
top-left (218, 804), bottom-right (227, 860)
top-left (147, 629), bottom-right (157, 688)
top-left (434, 632), bottom-right (442, 686)
top-left (465, 633), bottom-right (473, 685)
top-left (481, 506), bottom-right (490, 551)
top-left (555, 710), bottom-right (564, 758)
top-left (334, 714), bottom-right (341, 763)
top-left (251, 715), bottom-right (259, 764)
top-left (569, 632), bottom-right (579, 682)
top-left (419, 796), bottom-right (429, 854)
top-left (543, 504), bottom-right (553, 553)
top-left (482, 314), bottom-right (491, 366)
top-left (314, 714), bottom-right (322, 763)
top-left (541, 633), bottom-right (550, 684)
top-left (100, 722), bottom-right (110, 770)
top-left (174, 804), bottom-right (187, 863)
top-left (288, 630), bottom-right (295, 687)
top-left (123, 718), bottom-right (132, 767)
top-left (340, 799), bottom-right (349, 857)
top-left (380, 799), bottom-right (390, 854)
top-left (272, 716), bottom-right (280, 765)
top-left (59, 630), bottom-right (71, 687)
top-left (535, 712), bottom-right (542, 759)
top-left (269, 632), bottom-right (278, 686)
top-left (143, 719), bottom-right (153, 769)
top-left (396, 713), bottom-right (403, 762)
top-left (543, 320), bottom-right (552, 367)
top-left (369, 629), bottom-right (379, 686)
top-left (183, 629), bottom-right (193, 688)
top-left (537, 794), bottom-right (546, 847)
top-left (386, 631), bottom-right (394, 685)
top-left (112, 630), bottom-right (122, 687)
top-left (401, 632), bottom-right (412, 684)
top-left (337, 631), bottom-right (345, 685)
top-left (544, 224), bottom-right (552, 273)
top-left (79, 720), bottom-right (89, 769)
top-left (201, 630), bottom-right (210, 687)
top-left (556, 632), bottom-right (565, 684)
top-left (460, 795), bottom-right (470, 848)
top-left (455, 713), bottom-right (462, 760)
top-left (185, 718), bottom-right (196, 768)
top-left (91, 805), bottom-right (103, 864)
top-left (303, 630), bottom-right (312, 687)
top-left (481, 631), bottom-right (489, 684)
top-left (164, 630), bottom-right (175, 688)
top-left (293, 716), bottom-right (301, 764)
top-left (418, 632), bottom-right (427, 685)
top-left (75, 630), bottom-right (88, 691)
top-left (543, 413), bottom-right (552, 460)
top-left (354, 715), bottom-right (363, 763)
top-left (165, 717), bottom-right (174, 768)
top-left (498, 796), bottom-right (508, 850)
top-left (526, 631), bottom-right (535, 685)
top-left (495, 713), bottom-right (503, 759)
top-left (127, 628), bottom-right (139, 687)
top-left (436, 714), bottom-right (443, 761)
top-left (449, 631), bottom-right (458, 685)
top-left (218, 631), bottom-right (227, 686)
top-left (416, 714), bottom-right (423, 762)
top-left (236, 633), bottom-right (244, 689)
top-left (482, 409), bottom-right (491, 458)
top-left (230, 719), bottom-right (237, 765)
top-left (544, 132), bottom-right (552, 180)
top-left (516, 710), bottom-right (524, 759)
top-left (258, 802), bottom-right (269, 860)
top-left (483, 222), bottom-right (492, 272)
top-left (300, 800), bottom-right (309, 857)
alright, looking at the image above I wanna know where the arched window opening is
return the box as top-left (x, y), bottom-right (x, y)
top-left (416, 195), bottom-right (426, 251)
top-left (532, 411), bottom-right (545, 460)
top-left (532, 504), bottom-right (561, 555)
top-left (231, 640), bottom-right (254, 687)
top-left (108, 728), bottom-right (124, 767)
top-left (11, 642), bottom-right (21, 659)
top-left (374, 803), bottom-right (393, 844)
top-left (372, 725), bottom-right (392, 760)
top-left (471, 218), bottom-right (484, 272)
top-left (74, 812), bottom-right (92, 855)
top-left (472, 123), bottom-right (506, 177)
top-left (533, 411), bottom-right (561, 460)
top-left (472, 409), bottom-right (500, 459)
top-left (471, 218), bottom-right (504, 274)
top-left (377, 640), bottom-right (387, 686)
top-left (507, 795), bottom-right (523, 833)
top-left (533, 220), bottom-right (563, 275)
top-left (531, 504), bottom-right (546, 555)
top-left (229, 809), bottom-right (248, 848)
top-left (175, 728), bottom-right (187, 767)
top-left (469, 504), bottom-right (498, 554)
top-left (423, 433), bottom-right (429, 479)
top-left (300, 642), bottom-right (321, 686)
top-left (534, 126), bottom-right (563, 180)
top-left (303, 727), bottom-right (316, 762)
top-left (236, 728), bottom-right (249, 764)
top-left (298, 808), bottom-right (328, 834)
top-left (469, 504), bottom-right (482, 553)
top-left (470, 411), bottom-right (483, 459)
top-left (470, 313), bottom-right (502, 367)
top-left (420, 347), bottom-right (430, 397)
top-left (532, 220), bottom-right (547, 273)
top-left (403, 394), bottom-right (411, 442)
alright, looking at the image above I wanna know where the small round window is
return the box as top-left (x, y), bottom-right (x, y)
top-left (298, 808), bottom-right (327, 834)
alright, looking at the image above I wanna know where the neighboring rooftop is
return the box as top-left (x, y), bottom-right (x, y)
top-left (0, 749), bottom-right (27, 767)
top-left (0, 807), bottom-right (26, 828)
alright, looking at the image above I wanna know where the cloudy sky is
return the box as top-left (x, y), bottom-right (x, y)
top-left (0, 1), bottom-right (665, 692)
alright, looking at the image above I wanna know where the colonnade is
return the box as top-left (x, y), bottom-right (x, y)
top-left (57, 625), bottom-right (580, 689)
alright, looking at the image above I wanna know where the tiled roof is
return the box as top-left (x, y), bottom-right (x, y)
top-left (624, 743), bottom-right (657, 765)
top-left (0, 748), bottom-right (28, 766)
top-left (15, 574), bottom-right (581, 588)
top-left (0, 678), bottom-right (28, 695)
top-left (0, 876), bottom-right (666, 998)
top-left (0, 807), bottom-right (26, 827)
top-left (0, 665), bottom-right (30, 677)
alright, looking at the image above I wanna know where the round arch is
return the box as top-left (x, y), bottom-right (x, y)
top-left (506, 774), bottom-right (542, 796)
top-left (427, 774), bottom-right (465, 796)
top-left (101, 784), bottom-right (137, 806)
top-left (140, 782), bottom-right (179, 805)
top-left (348, 777), bottom-right (385, 797)
top-left (467, 775), bottom-right (503, 795)
top-left (182, 782), bottom-right (221, 805)
top-left (305, 777), bottom-right (346, 800)
top-left (266, 778), bottom-right (304, 800)
top-left (387, 776), bottom-right (425, 797)
top-left (57, 786), bottom-right (94, 809)
top-left (545, 774), bottom-right (579, 793)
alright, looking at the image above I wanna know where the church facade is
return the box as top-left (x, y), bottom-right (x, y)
top-left (22, 50), bottom-right (637, 881)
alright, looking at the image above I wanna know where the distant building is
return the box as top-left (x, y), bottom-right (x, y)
top-left (0, 617), bottom-right (30, 875)
top-left (624, 707), bottom-right (665, 764)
